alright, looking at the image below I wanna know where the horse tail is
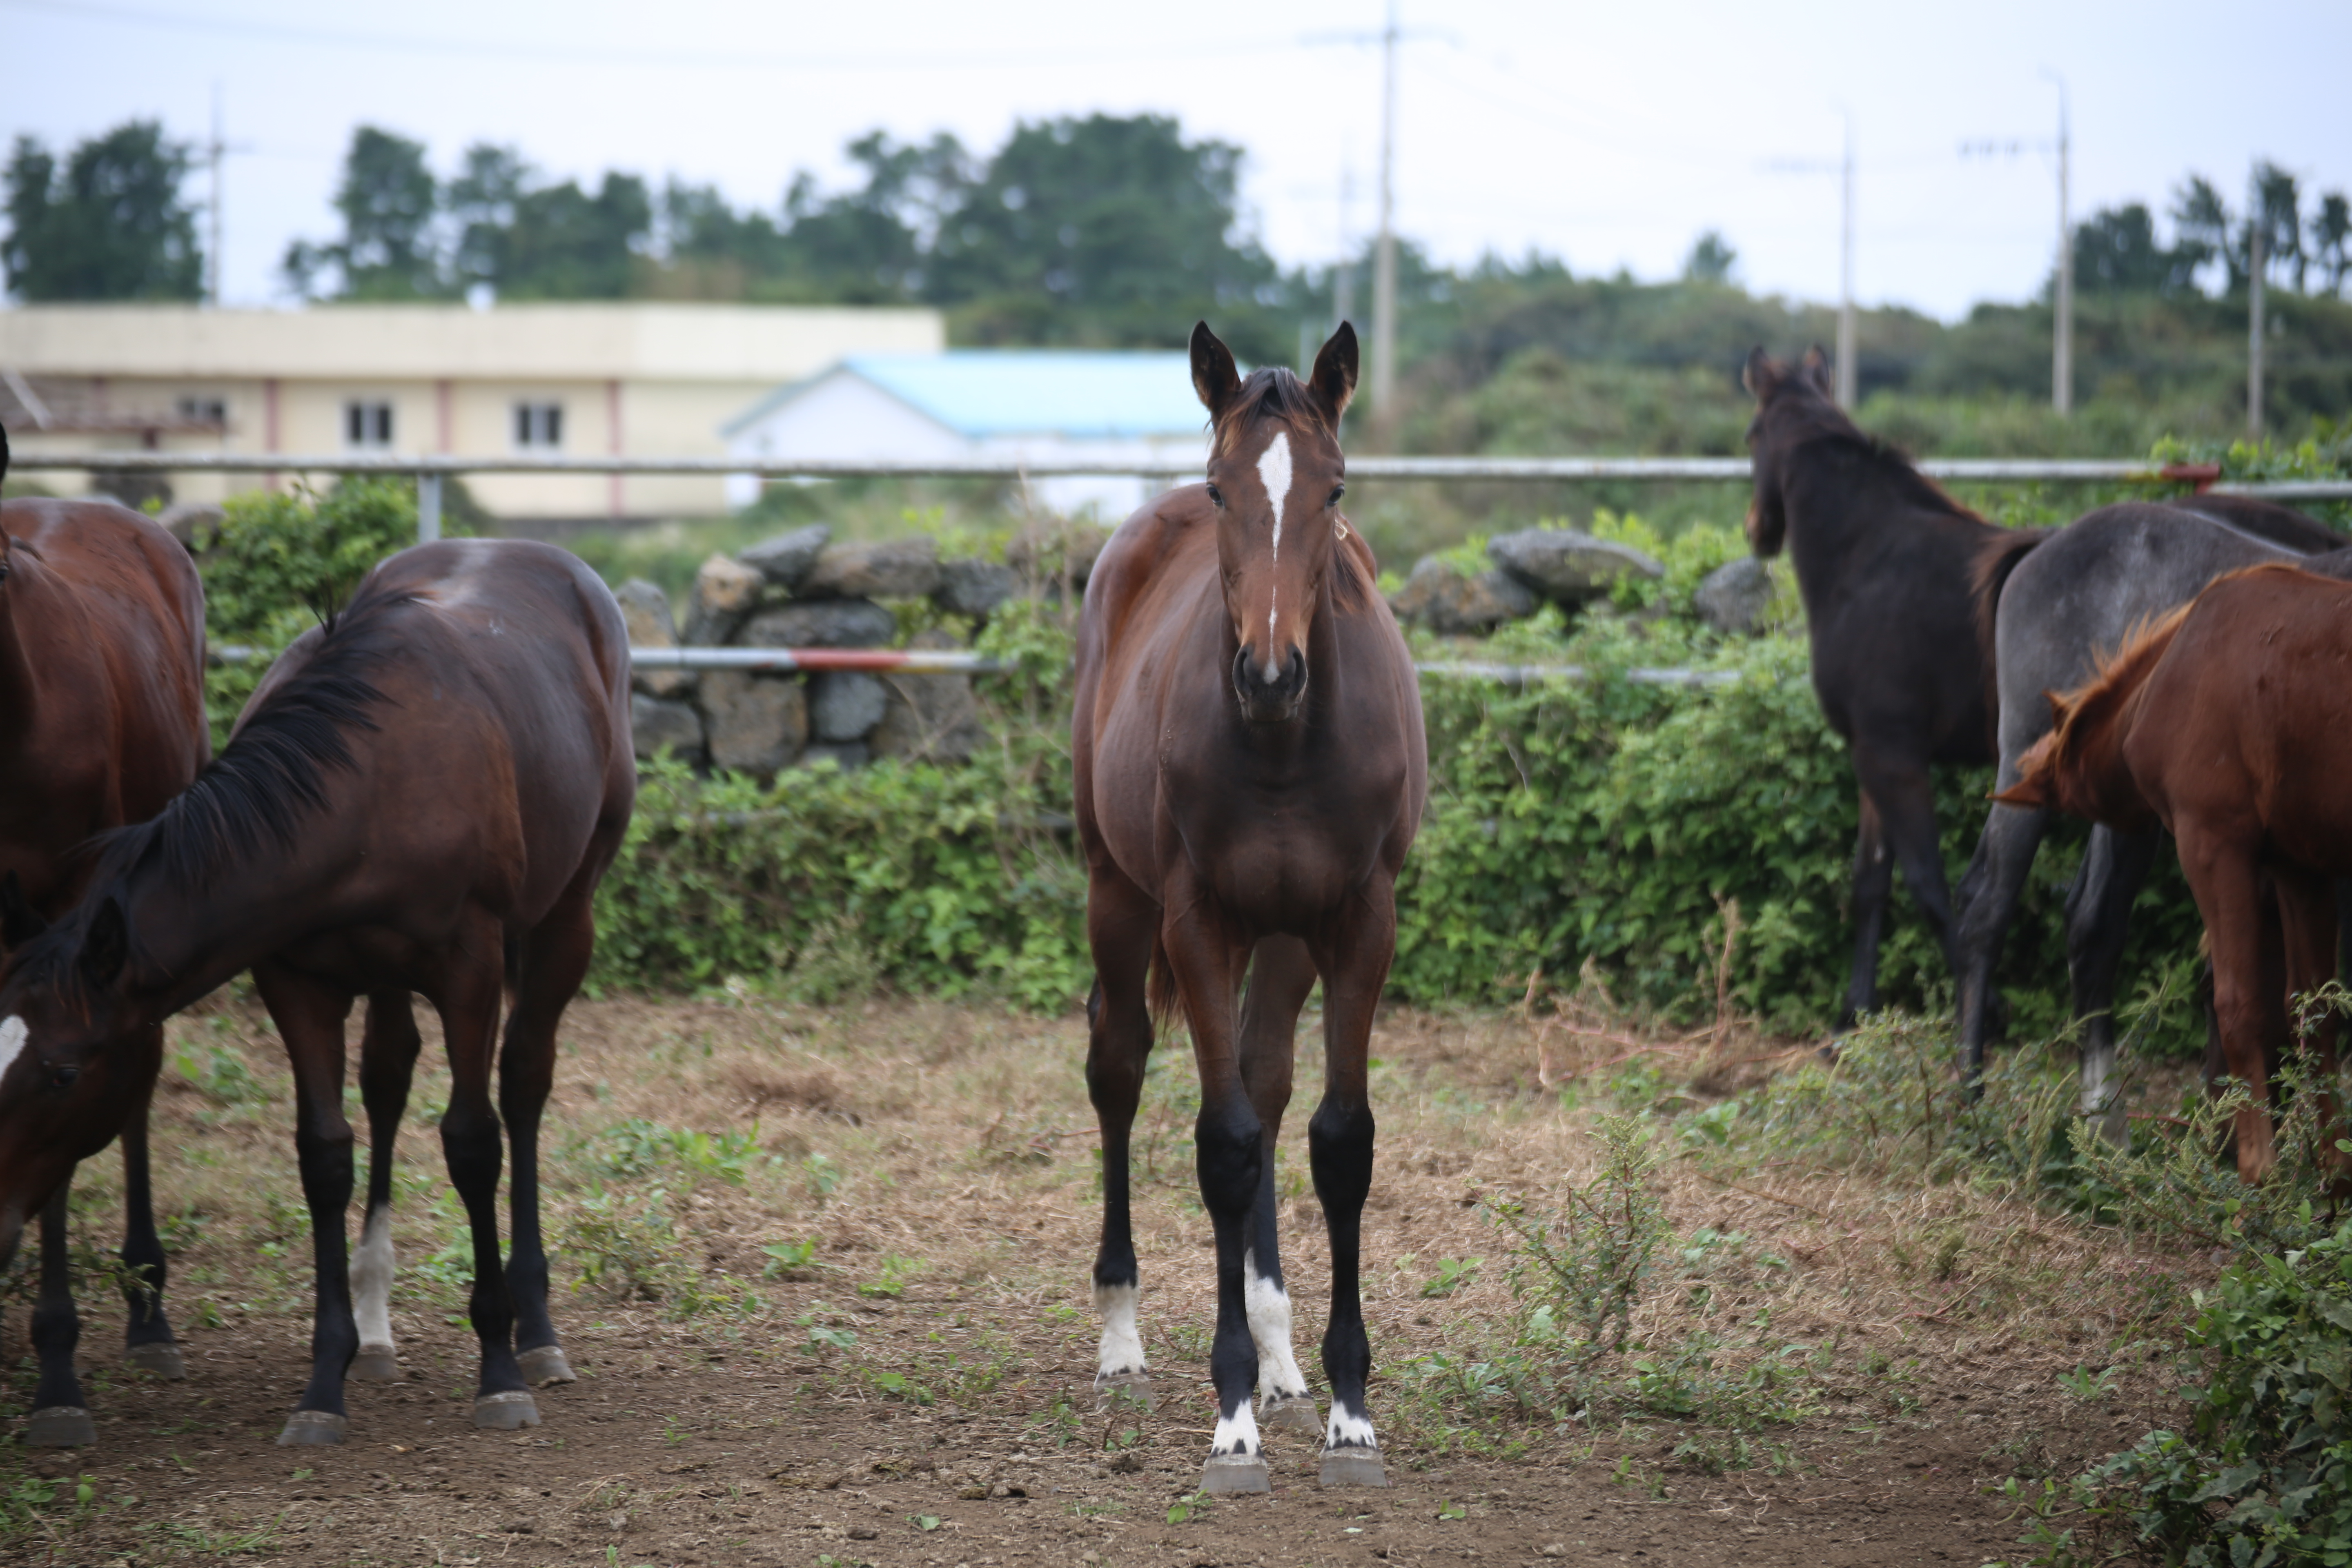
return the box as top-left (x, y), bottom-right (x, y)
top-left (1971, 526), bottom-right (2052, 741)
top-left (1146, 938), bottom-right (1181, 1037)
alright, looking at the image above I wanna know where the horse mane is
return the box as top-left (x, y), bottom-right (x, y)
top-left (1209, 367), bottom-right (1336, 459)
top-left (1969, 526), bottom-right (2053, 733)
top-left (1761, 379), bottom-right (1985, 523)
top-left (2040, 599), bottom-right (2198, 753)
top-left (89, 577), bottom-right (404, 895)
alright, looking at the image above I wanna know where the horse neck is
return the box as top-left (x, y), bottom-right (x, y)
top-left (1775, 439), bottom-right (1938, 604)
top-left (0, 568), bottom-right (42, 754)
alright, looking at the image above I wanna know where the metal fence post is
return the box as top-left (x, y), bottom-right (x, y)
top-left (417, 471), bottom-right (442, 543)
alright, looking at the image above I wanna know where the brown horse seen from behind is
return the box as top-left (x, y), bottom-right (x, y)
top-left (0, 424), bottom-right (210, 1444)
top-left (1075, 323), bottom-right (1426, 1493)
top-left (2000, 563), bottom-right (2352, 1184)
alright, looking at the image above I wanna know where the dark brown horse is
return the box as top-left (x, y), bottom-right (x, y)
top-left (0, 537), bottom-right (634, 1444)
top-left (0, 423), bottom-right (210, 1445)
top-left (1999, 563), bottom-right (2352, 1183)
top-left (1742, 347), bottom-right (2034, 1025)
top-left (1074, 322), bottom-right (1425, 1493)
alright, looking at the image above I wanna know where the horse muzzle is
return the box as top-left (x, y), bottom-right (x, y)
top-left (1232, 646), bottom-right (1309, 723)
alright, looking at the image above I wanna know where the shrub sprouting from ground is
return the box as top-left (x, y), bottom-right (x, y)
top-left (1487, 1113), bottom-right (1670, 1359)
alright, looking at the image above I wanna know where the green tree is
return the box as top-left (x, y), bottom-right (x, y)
top-left (1681, 230), bottom-right (1737, 284)
top-left (776, 131), bottom-right (968, 303)
top-left (2250, 159), bottom-right (2304, 292)
top-left (497, 173), bottom-right (651, 299)
top-left (2169, 175), bottom-right (2234, 294)
top-left (2, 120), bottom-right (202, 301)
top-left (927, 114), bottom-right (1278, 352)
top-left (2317, 191), bottom-right (2351, 297)
top-left (2072, 203), bottom-right (2170, 294)
top-left (284, 125), bottom-right (442, 299)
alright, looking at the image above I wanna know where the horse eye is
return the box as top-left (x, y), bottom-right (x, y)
top-left (1205, 484), bottom-right (1224, 508)
top-left (50, 1066), bottom-right (78, 1090)
top-left (1328, 486), bottom-right (1345, 508)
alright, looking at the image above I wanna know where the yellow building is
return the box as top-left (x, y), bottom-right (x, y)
top-left (0, 302), bottom-right (944, 519)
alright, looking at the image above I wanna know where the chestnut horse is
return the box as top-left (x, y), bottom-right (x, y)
top-left (0, 424), bottom-right (210, 1445)
top-left (1999, 563), bottom-right (2352, 1184)
top-left (0, 538), bottom-right (634, 1444)
top-left (1074, 323), bottom-right (1425, 1493)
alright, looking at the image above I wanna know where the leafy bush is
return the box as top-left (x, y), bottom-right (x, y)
top-left (2020, 1221), bottom-right (2352, 1568)
top-left (1487, 1113), bottom-right (1671, 1358)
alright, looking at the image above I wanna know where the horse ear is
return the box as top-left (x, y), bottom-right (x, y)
top-left (0, 873), bottom-right (45, 951)
top-left (1741, 347), bottom-right (1778, 400)
top-left (0, 419), bottom-right (10, 486)
top-left (1190, 321), bottom-right (1241, 419)
top-left (1309, 322), bottom-right (1358, 424)
top-left (1800, 345), bottom-right (1834, 394)
top-left (77, 897), bottom-right (128, 992)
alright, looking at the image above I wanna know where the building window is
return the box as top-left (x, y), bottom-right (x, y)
top-left (345, 399), bottom-right (394, 449)
top-left (176, 395), bottom-right (226, 426)
top-left (513, 401), bottom-right (564, 449)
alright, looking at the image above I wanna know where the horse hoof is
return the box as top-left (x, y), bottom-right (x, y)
top-left (1200, 1452), bottom-right (1271, 1494)
top-left (25, 1407), bottom-right (96, 1448)
top-left (124, 1341), bottom-right (187, 1380)
top-left (350, 1345), bottom-right (401, 1382)
top-left (1319, 1447), bottom-right (1389, 1488)
top-left (473, 1390), bottom-right (540, 1431)
top-left (1261, 1394), bottom-right (1322, 1435)
top-left (276, 1410), bottom-right (347, 1446)
top-left (1093, 1372), bottom-right (1154, 1413)
top-left (517, 1345), bottom-right (575, 1387)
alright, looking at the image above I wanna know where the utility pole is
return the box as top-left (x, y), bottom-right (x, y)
top-left (1836, 114), bottom-right (1856, 408)
top-left (2248, 183), bottom-right (2266, 439)
top-left (1334, 160), bottom-right (1356, 332)
top-left (1370, 0), bottom-right (1399, 419)
top-left (200, 83), bottom-right (251, 308)
top-left (2046, 73), bottom-right (2072, 416)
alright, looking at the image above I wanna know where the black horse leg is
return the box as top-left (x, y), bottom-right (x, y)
top-left (1308, 886), bottom-right (1396, 1489)
top-left (255, 961), bottom-right (362, 1446)
top-left (1161, 887), bottom-right (1266, 1494)
top-left (1954, 801), bottom-right (2054, 1090)
top-left (1083, 866), bottom-right (1159, 1410)
top-left (1839, 791), bottom-right (1894, 1029)
top-left (501, 877), bottom-right (601, 1388)
top-left (350, 991), bottom-right (421, 1382)
top-left (118, 1053), bottom-right (185, 1379)
top-left (434, 922), bottom-right (535, 1431)
top-left (25, 1178), bottom-right (94, 1447)
top-left (1236, 935), bottom-right (1319, 1437)
top-left (2065, 826), bottom-right (2160, 1145)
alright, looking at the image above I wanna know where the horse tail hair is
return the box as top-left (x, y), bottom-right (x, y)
top-left (1145, 938), bottom-right (1182, 1039)
top-left (1971, 526), bottom-right (2052, 741)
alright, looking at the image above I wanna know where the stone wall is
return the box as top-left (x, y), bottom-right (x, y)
top-left (1387, 527), bottom-right (1772, 637)
top-left (625, 521), bottom-right (1105, 773)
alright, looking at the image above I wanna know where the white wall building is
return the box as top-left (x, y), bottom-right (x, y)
top-left (721, 351), bottom-right (1212, 518)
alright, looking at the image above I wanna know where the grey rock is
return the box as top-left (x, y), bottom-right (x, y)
top-left (935, 557), bottom-right (1019, 619)
top-left (154, 501), bottom-right (224, 550)
top-left (1694, 556), bottom-right (1775, 635)
top-left (871, 633), bottom-right (989, 764)
top-left (615, 579), bottom-right (694, 699)
top-left (1487, 529), bottom-right (1664, 604)
top-left (809, 670), bottom-right (889, 741)
top-left (798, 742), bottom-right (870, 771)
top-left (629, 695), bottom-right (705, 761)
top-left (802, 537), bottom-right (941, 601)
top-left (701, 671), bottom-right (808, 775)
top-left (1388, 556), bottom-right (1539, 635)
top-left (738, 524), bottom-right (831, 590)
top-left (739, 599), bottom-right (898, 650)
top-left (686, 552), bottom-right (763, 645)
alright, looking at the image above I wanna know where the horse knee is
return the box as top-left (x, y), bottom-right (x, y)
top-left (1308, 1101), bottom-right (1375, 1214)
top-left (1194, 1111), bottom-right (1261, 1218)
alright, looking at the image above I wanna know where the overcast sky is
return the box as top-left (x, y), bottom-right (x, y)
top-left (6, 0), bottom-right (2348, 321)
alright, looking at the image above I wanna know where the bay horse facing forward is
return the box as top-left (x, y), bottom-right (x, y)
top-left (0, 425), bottom-right (210, 1444)
top-left (1075, 323), bottom-right (1426, 1493)
top-left (0, 538), bottom-right (634, 1444)
top-left (1999, 563), bottom-right (2352, 1185)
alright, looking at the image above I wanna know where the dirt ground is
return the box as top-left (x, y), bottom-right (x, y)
top-left (0, 993), bottom-right (2209, 1567)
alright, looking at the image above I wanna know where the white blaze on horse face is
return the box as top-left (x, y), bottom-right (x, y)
top-left (1243, 1248), bottom-right (1310, 1402)
top-left (1210, 1400), bottom-right (1263, 1457)
top-left (0, 1016), bottom-right (24, 1084)
top-left (1093, 1279), bottom-right (1145, 1379)
top-left (352, 1202), bottom-right (396, 1353)
top-left (1254, 429), bottom-right (1294, 682)
top-left (1326, 1402), bottom-right (1380, 1451)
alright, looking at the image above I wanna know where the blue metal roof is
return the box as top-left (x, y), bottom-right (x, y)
top-left (839, 351), bottom-right (1213, 439)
